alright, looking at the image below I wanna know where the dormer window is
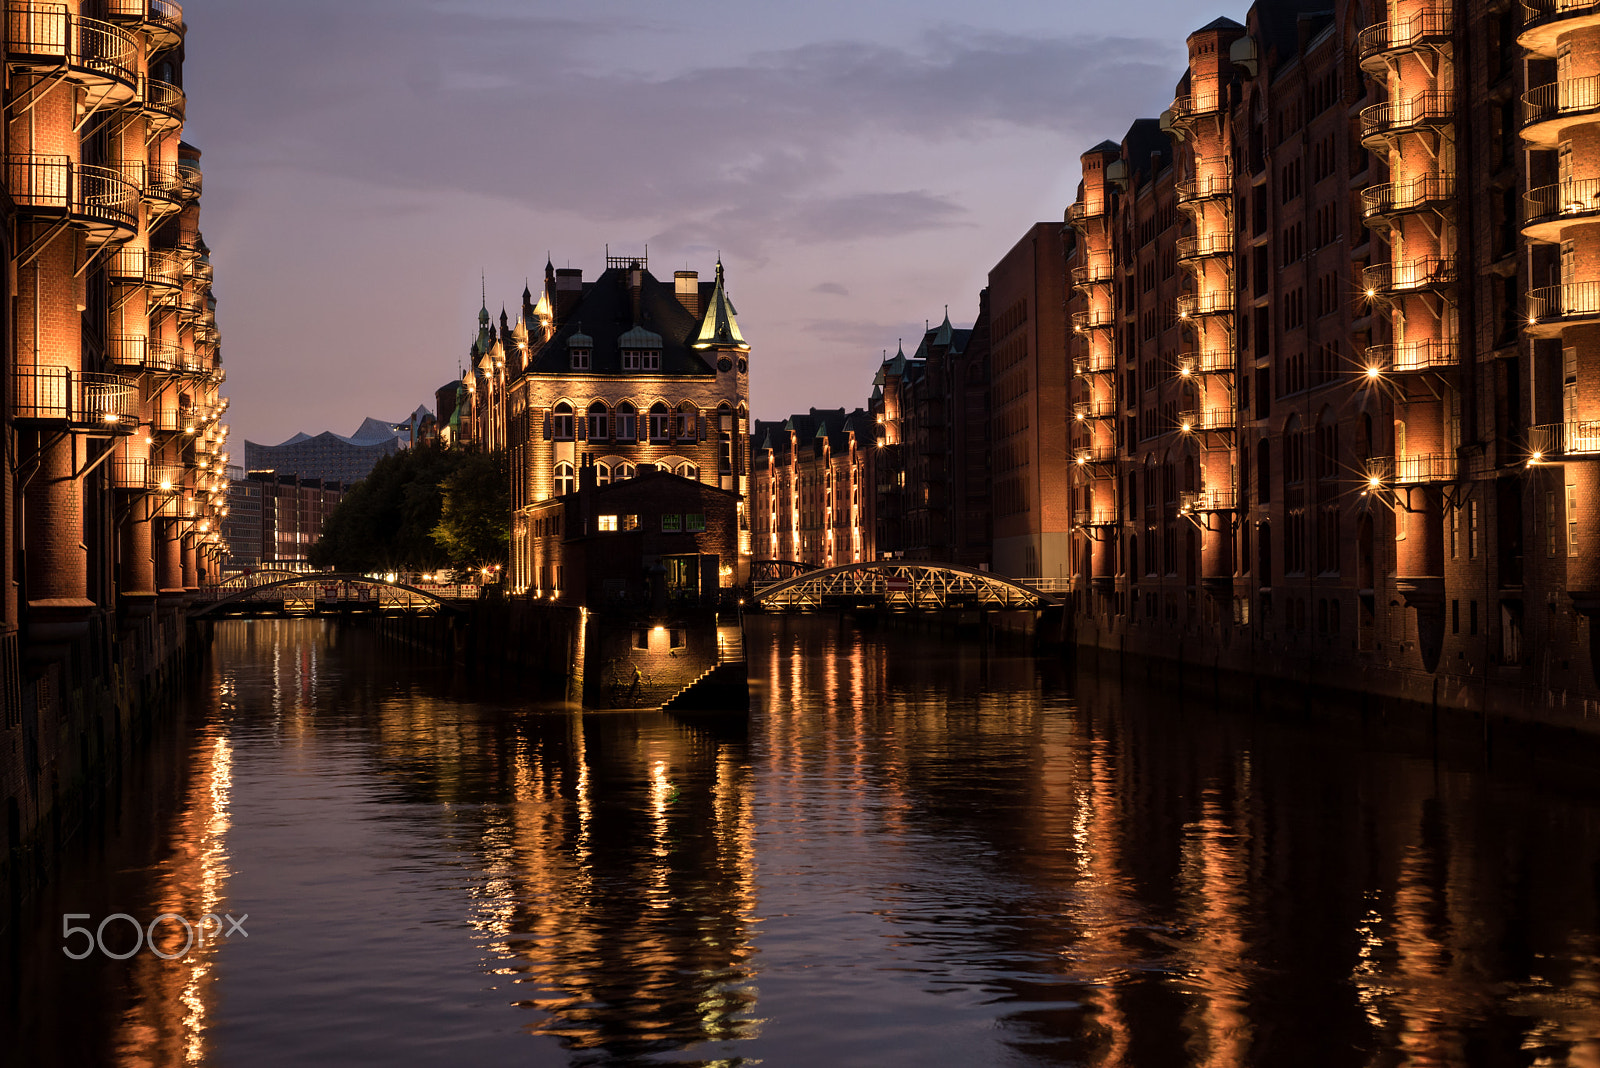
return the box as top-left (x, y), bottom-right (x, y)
top-left (567, 330), bottom-right (594, 370)
top-left (622, 349), bottom-right (660, 371)
top-left (570, 347), bottom-right (590, 370)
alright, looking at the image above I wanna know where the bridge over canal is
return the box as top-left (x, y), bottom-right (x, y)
top-left (190, 573), bottom-right (480, 619)
top-left (751, 561), bottom-right (1062, 612)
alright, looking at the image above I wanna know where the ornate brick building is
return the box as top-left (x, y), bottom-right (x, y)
top-left (1062, 0), bottom-right (1600, 716)
top-left (484, 253), bottom-right (752, 595)
top-left (750, 407), bottom-right (874, 569)
top-left (2, 1), bottom-right (230, 891)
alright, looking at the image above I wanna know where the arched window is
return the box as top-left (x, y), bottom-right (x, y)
top-left (718, 403), bottom-right (734, 473)
top-left (616, 402), bottom-right (637, 441)
top-left (587, 401), bottom-right (608, 441)
top-left (616, 462), bottom-right (636, 480)
top-left (552, 402), bottom-right (574, 441)
top-left (555, 462), bottom-right (575, 496)
top-left (648, 402), bottom-right (670, 442)
top-left (677, 462), bottom-right (699, 482)
top-left (676, 402), bottom-right (698, 440)
top-left (596, 462), bottom-right (611, 487)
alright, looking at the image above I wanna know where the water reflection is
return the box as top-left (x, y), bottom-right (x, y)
top-left (10, 617), bottom-right (1600, 1065)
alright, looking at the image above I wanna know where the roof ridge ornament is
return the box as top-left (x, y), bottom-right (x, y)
top-left (693, 257), bottom-right (749, 351)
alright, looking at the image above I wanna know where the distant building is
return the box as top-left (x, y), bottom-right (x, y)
top-left (751, 408), bottom-right (874, 568)
top-left (224, 472), bottom-right (348, 569)
top-left (244, 408), bottom-right (431, 484)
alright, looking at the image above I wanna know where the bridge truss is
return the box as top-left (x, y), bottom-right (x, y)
top-left (754, 561), bottom-right (1057, 611)
top-left (192, 573), bottom-right (476, 618)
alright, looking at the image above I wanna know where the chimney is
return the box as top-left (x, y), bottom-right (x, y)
top-left (629, 265), bottom-right (644, 322)
top-left (555, 268), bottom-right (582, 323)
top-left (675, 271), bottom-right (700, 317)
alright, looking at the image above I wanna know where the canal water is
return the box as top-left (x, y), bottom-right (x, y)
top-left (7, 617), bottom-right (1600, 1066)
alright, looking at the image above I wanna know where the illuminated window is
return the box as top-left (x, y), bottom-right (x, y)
top-left (662, 514), bottom-right (681, 533)
top-left (598, 514), bottom-right (618, 532)
top-left (596, 462), bottom-right (611, 487)
top-left (649, 403), bottom-right (670, 441)
top-left (622, 514), bottom-right (640, 531)
top-left (685, 513), bottom-right (706, 532)
top-left (552, 403), bottom-right (574, 440)
top-left (555, 462), bottom-right (575, 496)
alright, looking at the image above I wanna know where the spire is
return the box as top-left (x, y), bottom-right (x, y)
top-left (692, 257), bottom-right (749, 351)
top-left (480, 273), bottom-right (489, 324)
top-left (933, 305), bottom-right (953, 347)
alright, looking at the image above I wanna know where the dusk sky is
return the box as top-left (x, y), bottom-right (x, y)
top-left (184, 1), bottom-right (1213, 449)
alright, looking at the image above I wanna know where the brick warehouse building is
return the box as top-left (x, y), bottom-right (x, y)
top-left (1062, 0), bottom-right (1600, 719)
top-left (2, 2), bottom-right (231, 891)
top-left (750, 407), bottom-right (875, 569)
top-left (477, 253), bottom-right (753, 594)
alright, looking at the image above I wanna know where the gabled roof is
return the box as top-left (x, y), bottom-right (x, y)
top-left (523, 267), bottom-right (718, 378)
top-left (693, 259), bottom-right (749, 351)
top-left (1197, 16), bottom-right (1244, 32)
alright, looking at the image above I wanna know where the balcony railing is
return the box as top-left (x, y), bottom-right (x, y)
top-left (1073, 508), bottom-right (1119, 527)
top-left (1071, 308), bottom-right (1115, 332)
top-left (175, 157), bottom-right (201, 196)
top-left (1169, 90), bottom-right (1226, 123)
top-left (1072, 399), bottom-right (1117, 420)
top-left (1356, 8), bottom-right (1453, 70)
top-left (1178, 408), bottom-right (1235, 432)
top-left (1065, 200), bottom-right (1105, 227)
top-left (1530, 420), bottom-right (1600, 459)
top-left (14, 367), bottom-right (137, 430)
top-left (1360, 174), bottom-right (1455, 224)
top-left (5, 6), bottom-right (137, 94)
top-left (1528, 281), bottom-right (1600, 325)
top-left (1179, 488), bottom-right (1237, 513)
top-left (189, 252), bottom-right (213, 284)
top-left (1525, 178), bottom-right (1600, 236)
top-left (1176, 172), bottom-right (1232, 205)
top-left (1522, 76), bottom-right (1600, 144)
top-left (141, 76), bottom-right (185, 130)
top-left (1176, 291), bottom-right (1235, 318)
top-left (1074, 445), bottom-right (1117, 466)
top-left (1395, 454), bottom-right (1455, 483)
top-left (1071, 263), bottom-right (1114, 287)
top-left (1177, 349), bottom-right (1233, 376)
top-left (7, 154), bottom-right (138, 242)
top-left (1365, 338), bottom-right (1456, 372)
top-left (1073, 352), bottom-right (1116, 376)
top-left (1362, 256), bottom-right (1458, 296)
top-left (126, 159), bottom-right (187, 216)
top-left (1361, 90), bottom-right (1455, 144)
top-left (1176, 232), bottom-right (1233, 261)
top-left (104, 0), bottom-right (184, 47)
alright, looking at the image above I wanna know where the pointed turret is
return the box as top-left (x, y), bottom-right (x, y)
top-left (932, 306), bottom-right (953, 348)
top-left (693, 258), bottom-right (750, 351)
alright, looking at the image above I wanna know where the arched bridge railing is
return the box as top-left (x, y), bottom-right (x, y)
top-left (754, 561), bottom-right (1059, 611)
top-left (749, 559), bottom-right (816, 584)
top-left (191, 573), bottom-right (478, 618)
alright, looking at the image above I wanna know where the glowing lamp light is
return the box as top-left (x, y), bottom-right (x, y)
top-left (159, 480), bottom-right (173, 491)
top-left (1178, 365), bottom-right (1192, 377)
top-left (1181, 421), bottom-right (1194, 433)
top-left (1075, 412), bottom-right (1086, 421)
top-left (1530, 451), bottom-right (1545, 465)
top-left (1365, 288), bottom-right (1376, 298)
top-left (1365, 365), bottom-right (1382, 380)
top-left (1368, 476), bottom-right (1383, 489)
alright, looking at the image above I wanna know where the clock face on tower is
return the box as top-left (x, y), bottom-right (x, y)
top-left (718, 357), bottom-right (733, 372)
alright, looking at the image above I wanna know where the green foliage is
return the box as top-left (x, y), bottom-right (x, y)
top-left (311, 445), bottom-right (507, 573)
top-left (431, 449), bottom-right (510, 568)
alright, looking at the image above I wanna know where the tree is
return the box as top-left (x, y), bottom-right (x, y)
top-left (311, 444), bottom-right (460, 573)
top-left (432, 449), bottom-right (510, 569)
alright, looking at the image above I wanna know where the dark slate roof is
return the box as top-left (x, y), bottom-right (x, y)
top-left (1124, 117), bottom-right (1171, 182)
top-left (524, 267), bottom-right (718, 378)
top-left (1087, 139), bottom-right (1121, 154)
top-left (1197, 16), bottom-right (1244, 32)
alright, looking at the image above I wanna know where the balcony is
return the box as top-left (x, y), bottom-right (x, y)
top-left (1519, 0), bottom-right (1600, 57)
top-left (1529, 420), bottom-right (1600, 460)
top-left (1072, 399), bottom-right (1117, 421)
top-left (1362, 256), bottom-right (1458, 298)
top-left (1178, 408), bottom-right (1236, 433)
top-left (1073, 508), bottom-right (1119, 528)
top-left (1360, 91), bottom-right (1454, 147)
top-left (7, 154), bottom-right (137, 246)
top-left (5, 6), bottom-right (137, 103)
top-left (142, 77), bottom-right (185, 134)
top-left (1071, 263), bottom-right (1114, 288)
top-left (1528, 281), bottom-right (1600, 335)
top-left (1168, 90), bottom-right (1226, 126)
top-left (1177, 349), bottom-right (1233, 376)
top-left (1394, 454), bottom-right (1455, 483)
top-left (1360, 174), bottom-right (1455, 228)
top-left (127, 159), bottom-right (188, 219)
top-left (1179, 488), bottom-right (1237, 513)
top-left (1523, 76), bottom-right (1600, 147)
top-left (148, 407), bottom-right (197, 434)
top-left (189, 250), bottom-right (213, 284)
top-left (1356, 8), bottom-right (1452, 73)
top-left (1176, 290), bottom-right (1235, 319)
top-left (1176, 171), bottom-right (1232, 206)
top-left (1065, 200), bottom-right (1105, 228)
top-left (1364, 338), bottom-right (1456, 373)
top-left (1176, 231), bottom-right (1233, 262)
top-left (175, 157), bottom-right (201, 197)
top-left (1073, 445), bottom-right (1117, 467)
top-left (105, 0), bottom-right (184, 51)
top-left (176, 290), bottom-right (205, 322)
top-left (106, 334), bottom-right (182, 372)
top-left (1073, 352), bottom-right (1116, 377)
top-left (13, 367), bottom-right (137, 432)
top-left (1071, 307), bottom-right (1115, 333)
top-left (1524, 178), bottom-right (1600, 242)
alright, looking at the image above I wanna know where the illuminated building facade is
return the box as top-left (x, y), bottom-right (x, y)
top-left (1063, 0), bottom-right (1600, 715)
top-left (1, 0), bottom-right (230, 888)
top-left (750, 408), bottom-right (874, 568)
top-left (485, 253), bottom-right (752, 596)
